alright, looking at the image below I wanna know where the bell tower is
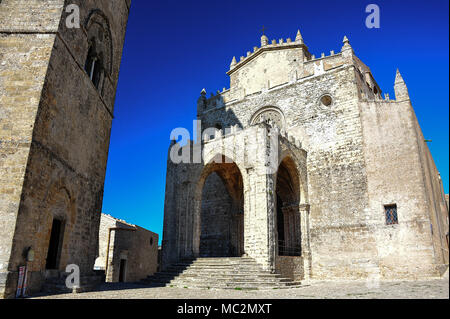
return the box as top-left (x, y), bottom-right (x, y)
top-left (0, 0), bottom-right (131, 298)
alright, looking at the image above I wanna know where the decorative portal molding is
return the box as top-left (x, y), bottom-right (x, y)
top-left (250, 106), bottom-right (286, 128)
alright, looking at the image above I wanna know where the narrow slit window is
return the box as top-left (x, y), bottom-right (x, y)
top-left (385, 204), bottom-right (398, 225)
top-left (84, 44), bottom-right (103, 91)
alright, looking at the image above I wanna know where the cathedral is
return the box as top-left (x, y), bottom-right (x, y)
top-left (161, 29), bottom-right (449, 283)
top-left (0, 0), bottom-right (448, 298)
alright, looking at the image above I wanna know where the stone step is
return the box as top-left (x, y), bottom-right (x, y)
top-left (170, 263), bottom-right (260, 269)
top-left (157, 269), bottom-right (278, 276)
top-left (170, 278), bottom-right (293, 285)
top-left (143, 257), bottom-right (301, 290)
top-left (154, 274), bottom-right (290, 282)
top-left (143, 280), bottom-right (301, 290)
top-left (175, 285), bottom-right (302, 290)
top-left (176, 262), bottom-right (262, 267)
top-left (184, 262), bottom-right (261, 266)
top-left (172, 261), bottom-right (258, 267)
top-left (176, 277), bottom-right (300, 285)
top-left (150, 272), bottom-right (283, 279)
top-left (144, 278), bottom-right (298, 288)
top-left (169, 263), bottom-right (261, 269)
top-left (171, 267), bottom-right (265, 273)
top-left (158, 281), bottom-right (302, 289)
top-left (174, 272), bottom-right (283, 277)
top-left (188, 259), bottom-right (256, 263)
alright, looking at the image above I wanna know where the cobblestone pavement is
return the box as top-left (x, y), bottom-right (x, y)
top-left (31, 279), bottom-right (449, 299)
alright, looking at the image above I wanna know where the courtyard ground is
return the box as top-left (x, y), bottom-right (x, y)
top-left (31, 278), bottom-right (449, 299)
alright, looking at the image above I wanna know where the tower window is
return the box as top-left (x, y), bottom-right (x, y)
top-left (384, 204), bottom-right (398, 225)
top-left (85, 44), bottom-right (104, 91)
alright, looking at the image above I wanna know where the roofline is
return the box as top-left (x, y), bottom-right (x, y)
top-left (101, 213), bottom-right (136, 228)
top-left (101, 213), bottom-right (159, 236)
top-left (226, 43), bottom-right (309, 76)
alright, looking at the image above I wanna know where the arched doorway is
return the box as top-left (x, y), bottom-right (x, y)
top-left (199, 156), bottom-right (244, 257)
top-left (42, 185), bottom-right (75, 271)
top-left (276, 156), bottom-right (301, 256)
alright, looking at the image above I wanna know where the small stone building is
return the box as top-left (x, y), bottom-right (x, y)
top-left (95, 214), bottom-right (158, 283)
top-left (0, 0), bottom-right (130, 298)
top-left (162, 30), bottom-right (449, 282)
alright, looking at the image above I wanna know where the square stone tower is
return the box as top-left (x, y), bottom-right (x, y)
top-left (162, 30), bottom-right (449, 282)
top-left (0, 0), bottom-right (131, 298)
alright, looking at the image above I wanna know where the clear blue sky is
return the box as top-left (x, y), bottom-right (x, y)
top-left (103, 0), bottom-right (449, 243)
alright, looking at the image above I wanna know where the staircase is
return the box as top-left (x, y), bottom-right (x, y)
top-left (142, 257), bottom-right (301, 289)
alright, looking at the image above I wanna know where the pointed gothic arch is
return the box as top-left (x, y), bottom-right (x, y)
top-left (275, 155), bottom-right (302, 256)
top-left (250, 106), bottom-right (286, 128)
top-left (84, 10), bottom-right (113, 94)
top-left (193, 154), bottom-right (245, 257)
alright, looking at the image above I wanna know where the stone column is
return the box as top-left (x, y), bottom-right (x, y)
top-left (266, 172), bottom-right (277, 273)
top-left (242, 125), bottom-right (279, 272)
top-left (238, 213), bottom-right (244, 256)
top-left (294, 207), bottom-right (301, 255)
top-left (299, 204), bottom-right (312, 280)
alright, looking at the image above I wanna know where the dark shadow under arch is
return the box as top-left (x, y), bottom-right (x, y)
top-left (197, 156), bottom-right (244, 257)
top-left (276, 156), bottom-right (301, 256)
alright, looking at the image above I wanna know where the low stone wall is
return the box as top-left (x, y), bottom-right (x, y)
top-left (275, 256), bottom-right (304, 281)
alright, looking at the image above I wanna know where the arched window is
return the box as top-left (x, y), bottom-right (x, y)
top-left (84, 10), bottom-right (113, 96)
top-left (84, 43), bottom-right (104, 90)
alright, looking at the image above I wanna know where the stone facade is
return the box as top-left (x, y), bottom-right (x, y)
top-left (0, 0), bottom-right (131, 298)
top-left (95, 214), bottom-right (158, 283)
top-left (162, 30), bottom-right (449, 282)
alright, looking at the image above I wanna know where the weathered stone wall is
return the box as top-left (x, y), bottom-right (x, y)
top-left (0, 32), bottom-right (58, 297)
top-left (229, 44), bottom-right (306, 96)
top-left (165, 32), bottom-right (447, 282)
top-left (200, 172), bottom-right (234, 257)
top-left (97, 214), bottom-right (158, 283)
top-left (95, 213), bottom-right (117, 272)
top-left (199, 64), bottom-right (375, 279)
top-left (275, 256), bottom-right (304, 281)
top-left (0, 0), bottom-right (64, 298)
top-left (0, 0), bottom-right (131, 298)
top-left (445, 195), bottom-right (449, 213)
top-left (0, 0), bottom-right (64, 32)
top-left (410, 106), bottom-right (449, 267)
top-left (358, 72), bottom-right (448, 279)
top-left (120, 225), bottom-right (158, 283)
top-left (360, 99), bottom-right (436, 279)
top-left (162, 125), bottom-right (308, 272)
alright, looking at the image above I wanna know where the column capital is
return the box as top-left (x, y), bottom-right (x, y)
top-left (299, 203), bottom-right (310, 212)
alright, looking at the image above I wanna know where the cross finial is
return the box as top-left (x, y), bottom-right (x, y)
top-left (262, 25), bottom-right (266, 35)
